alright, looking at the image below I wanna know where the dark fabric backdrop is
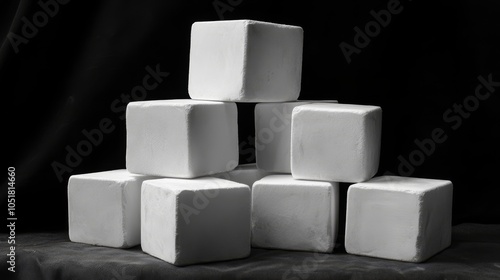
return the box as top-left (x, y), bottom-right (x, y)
top-left (1, 0), bottom-right (499, 234)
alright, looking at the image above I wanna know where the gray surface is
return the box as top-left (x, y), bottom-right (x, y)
top-left (1, 223), bottom-right (500, 280)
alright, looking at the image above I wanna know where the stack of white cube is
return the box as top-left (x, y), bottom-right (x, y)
top-left (68, 19), bottom-right (453, 266)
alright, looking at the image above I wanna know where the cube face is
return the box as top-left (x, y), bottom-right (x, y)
top-left (188, 20), bottom-right (303, 102)
top-left (345, 176), bottom-right (453, 262)
top-left (345, 188), bottom-right (421, 260)
top-left (141, 177), bottom-right (251, 266)
top-left (126, 100), bottom-right (189, 177)
top-left (244, 21), bottom-right (303, 101)
top-left (251, 175), bottom-right (339, 253)
top-left (187, 101), bottom-right (239, 176)
top-left (140, 181), bottom-right (177, 263)
top-left (189, 20), bottom-right (246, 101)
top-left (126, 100), bottom-right (238, 178)
top-left (417, 183), bottom-right (453, 261)
top-left (255, 101), bottom-right (337, 173)
top-left (291, 103), bottom-right (382, 183)
top-left (176, 187), bottom-right (251, 265)
top-left (68, 170), bottom-right (153, 248)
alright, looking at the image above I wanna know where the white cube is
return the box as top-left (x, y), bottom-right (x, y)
top-left (188, 20), bottom-right (303, 102)
top-left (141, 177), bottom-right (251, 266)
top-left (255, 101), bottom-right (337, 173)
top-left (345, 176), bottom-right (453, 262)
top-left (126, 99), bottom-right (238, 178)
top-left (291, 103), bottom-right (382, 183)
top-left (251, 175), bottom-right (339, 252)
top-left (68, 170), bottom-right (156, 248)
top-left (212, 163), bottom-right (271, 188)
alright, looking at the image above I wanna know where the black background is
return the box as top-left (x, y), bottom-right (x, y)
top-left (1, 0), bottom-right (499, 234)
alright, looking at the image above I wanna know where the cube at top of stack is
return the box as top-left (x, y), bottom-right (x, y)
top-left (188, 19), bottom-right (304, 102)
